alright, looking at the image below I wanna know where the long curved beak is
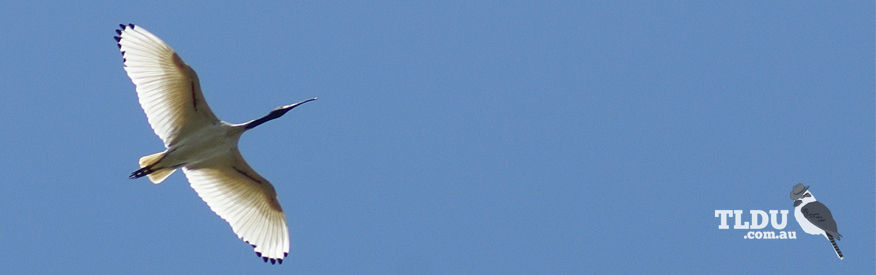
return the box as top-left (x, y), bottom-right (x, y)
top-left (283, 97), bottom-right (318, 110)
top-left (245, 97), bottom-right (318, 130)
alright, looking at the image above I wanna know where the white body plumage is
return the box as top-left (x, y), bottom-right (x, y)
top-left (794, 193), bottom-right (823, 236)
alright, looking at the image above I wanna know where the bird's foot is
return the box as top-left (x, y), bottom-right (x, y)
top-left (129, 167), bottom-right (152, 179)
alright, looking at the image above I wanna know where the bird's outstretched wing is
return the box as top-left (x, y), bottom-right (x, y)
top-left (114, 24), bottom-right (219, 146)
top-left (801, 201), bottom-right (841, 239)
top-left (182, 149), bottom-right (289, 264)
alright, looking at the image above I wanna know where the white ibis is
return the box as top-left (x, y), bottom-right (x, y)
top-left (114, 23), bottom-right (315, 264)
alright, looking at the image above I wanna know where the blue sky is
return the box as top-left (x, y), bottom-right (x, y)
top-left (0, 1), bottom-right (873, 274)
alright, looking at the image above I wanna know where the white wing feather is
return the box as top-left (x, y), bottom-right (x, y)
top-left (115, 24), bottom-right (219, 146)
top-left (182, 149), bottom-right (290, 263)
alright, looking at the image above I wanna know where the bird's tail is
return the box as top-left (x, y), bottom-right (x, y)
top-left (826, 234), bottom-right (843, 260)
top-left (130, 151), bottom-right (176, 184)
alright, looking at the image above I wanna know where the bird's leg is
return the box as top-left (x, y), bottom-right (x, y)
top-left (130, 166), bottom-right (153, 179)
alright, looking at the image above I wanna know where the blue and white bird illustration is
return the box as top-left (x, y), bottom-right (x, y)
top-left (790, 184), bottom-right (843, 260)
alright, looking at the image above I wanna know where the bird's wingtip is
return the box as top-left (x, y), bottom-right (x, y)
top-left (117, 23), bottom-right (135, 31)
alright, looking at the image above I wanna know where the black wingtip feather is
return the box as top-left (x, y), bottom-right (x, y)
top-left (113, 36), bottom-right (121, 42)
top-left (128, 23), bottom-right (135, 29)
top-left (115, 29), bottom-right (121, 35)
top-left (254, 249), bottom-right (283, 264)
top-left (284, 252), bottom-right (288, 257)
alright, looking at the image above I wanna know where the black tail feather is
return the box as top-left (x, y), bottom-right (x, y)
top-left (827, 234), bottom-right (843, 260)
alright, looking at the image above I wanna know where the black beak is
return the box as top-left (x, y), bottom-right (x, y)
top-left (245, 97), bottom-right (317, 129)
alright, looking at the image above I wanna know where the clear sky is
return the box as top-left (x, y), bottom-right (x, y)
top-left (0, 1), bottom-right (872, 274)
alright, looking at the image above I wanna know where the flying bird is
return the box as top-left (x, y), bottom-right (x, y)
top-left (114, 24), bottom-right (316, 264)
top-left (790, 184), bottom-right (843, 260)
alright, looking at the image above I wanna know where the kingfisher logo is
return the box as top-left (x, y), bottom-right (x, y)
top-left (714, 183), bottom-right (844, 260)
top-left (789, 184), bottom-right (844, 260)
top-left (714, 209), bottom-right (795, 239)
